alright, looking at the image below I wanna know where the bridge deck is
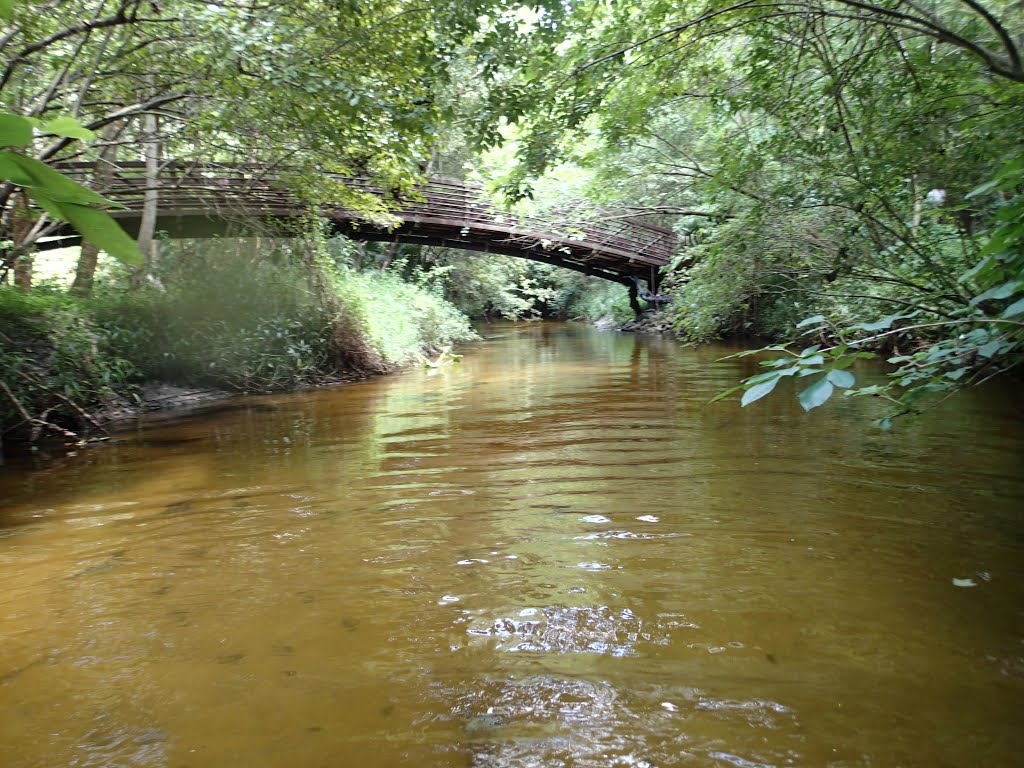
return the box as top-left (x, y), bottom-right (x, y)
top-left (57, 162), bottom-right (676, 285)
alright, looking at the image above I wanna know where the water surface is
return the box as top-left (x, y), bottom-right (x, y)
top-left (1, 323), bottom-right (1022, 767)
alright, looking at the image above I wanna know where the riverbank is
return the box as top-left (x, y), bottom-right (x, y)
top-left (0, 253), bottom-right (477, 449)
top-left (618, 309), bottom-right (673, 335)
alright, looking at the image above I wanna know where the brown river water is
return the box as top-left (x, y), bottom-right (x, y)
top-left (1, 322), bottom-right (1023, 768)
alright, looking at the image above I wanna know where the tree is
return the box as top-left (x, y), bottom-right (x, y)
top-left (0, 0), bottom-right (570, 286)
top-left (465, 0), bottom-right (1023, 421)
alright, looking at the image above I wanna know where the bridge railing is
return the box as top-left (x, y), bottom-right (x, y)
top-left (58, 162), bottom-right (675, 267)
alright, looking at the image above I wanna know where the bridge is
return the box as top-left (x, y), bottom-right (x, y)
top-left (51, 162), bottom-right (677, 304)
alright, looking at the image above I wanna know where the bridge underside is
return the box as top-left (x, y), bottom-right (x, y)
top-left (41, 211), bottom-right (664, 289)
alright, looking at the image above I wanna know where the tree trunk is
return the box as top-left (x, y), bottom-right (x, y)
top-left (132, 104), bottom-right (160, 288)
top-left (10, 193), bottom-right (32, 293)
top-left (379, 241), bottom-right (399, 271)
top-left (910, 172), bottom-right (921, 235)
top-left (71, 130), bottom-right (120, 297)
top-left (70, 242), bottom-right (100, 297)
top-left (13, 253), bottom-right (32, 291)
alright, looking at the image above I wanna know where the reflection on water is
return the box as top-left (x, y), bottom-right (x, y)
top-left (1, 323), bottom-right (1023, 767)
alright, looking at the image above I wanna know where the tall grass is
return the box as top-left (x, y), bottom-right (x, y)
top-left (0, 237), bottom-right (478, 441)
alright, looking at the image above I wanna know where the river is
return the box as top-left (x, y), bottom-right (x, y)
top-left (1, 322), bottom-right (1022, 767)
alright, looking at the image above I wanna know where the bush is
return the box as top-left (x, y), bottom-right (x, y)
top-left (93, 247), bottom-right (336, 390)
top-left (331, 266), bottom-right (478, 367)
top-left (1, 234), bottom-right (480, 443)
top-left (96, 239), bottom-right (477, 389)
top-left (0, 287), bottom-right (138, 441)
top-left (553, 274), bottom-right (632, 324)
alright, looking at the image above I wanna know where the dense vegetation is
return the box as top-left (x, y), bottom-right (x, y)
top-left (465, 0), bottom-right (1024, 422)
top-left (0, 0), bottom-right (1021, 443)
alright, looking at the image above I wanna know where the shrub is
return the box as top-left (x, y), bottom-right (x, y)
top-left (0, 287), bottom-right (138, 441)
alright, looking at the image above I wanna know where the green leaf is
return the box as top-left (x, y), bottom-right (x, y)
top-left (718, 344), bottom-right (789, 360)
top-left (746, 370), bottom-right (785, 384)
top-left (980, 230), bottom-right (1015, 256)
top-left (31, 193), bottom-right (142, 265)
top-left (741, 375), bottom-right (780, 406)
top-left (0, 0), bottom-right (12, 20)
top-left (796, 314), bottom-right (826, 328)
top-left (826, 369), bottom-right (855, 388)
top-left (978, 339), bottom-right (1003, 358)
top-left (41, 116), bottom-right (97, 141)
top-left (27, 190), bottom-right (64, 220)
top-left (0, 152), bottom-right (35, 186)
top-left (798, 377), bottom-right (834, 411)
top-left (966, 178), bottom-right (999, 199)
top-left (959, 255), bottom-right (995, 284)
top-left (709, 384), bottom-right (745, 403)
top-left (1002, 297), bottom-right (1024, 318)
top-left (970, 280), bottom-right (1023, 307)
top-left (849, 312), bottom-right (915, 332)
top-left (0, 112), bottom-right (33, 147)
top-left (847, 384), bottom-right (888, 397)
top-left (0, 151), bottom-right (117, 206)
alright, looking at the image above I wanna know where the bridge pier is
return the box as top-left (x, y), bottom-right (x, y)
top-left (628, 281), bottom-right (642, 317)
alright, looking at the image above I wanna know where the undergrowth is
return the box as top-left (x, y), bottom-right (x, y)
top-left (0, 238), bottom-right (478, 445)
top-left (0, 287), bottom-right (138, 442)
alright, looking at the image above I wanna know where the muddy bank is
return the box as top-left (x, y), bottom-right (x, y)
top-left (617, 309), bottom-right (673, 335)
top-left (99, 371), bottom-right (369, 431)
top-left (97, 383), bottom-right (234, 428)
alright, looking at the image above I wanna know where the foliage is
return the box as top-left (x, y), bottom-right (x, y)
top-left (0, 110), bottom-right (141, 265)
top-left (0, 0), bottom-right (572, 277)
top-left (551, 272), bottom-right (633, 325)
top-left (96, 250), bottom-right (336, 390)
top-left (96, 238), bottom-right (478, 389)
top-left (461, 0), bottom-right (1023, 418)
top-left (718, 156), bottom-right (1024, 425)
top-left (0, 287), bottom-right (137, 441)
top-left (0, 233), bottom-right (483, 444)
top-left (332, 264), bottom-right (478, 368)
top-left (380, 246), bottom-right (632, 324)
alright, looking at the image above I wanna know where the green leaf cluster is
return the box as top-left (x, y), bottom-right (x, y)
top-left (0, 111), bottom-right (140, 265)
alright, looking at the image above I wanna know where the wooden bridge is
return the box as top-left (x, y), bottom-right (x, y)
top-left (52, 162), bottom-right (677, 296)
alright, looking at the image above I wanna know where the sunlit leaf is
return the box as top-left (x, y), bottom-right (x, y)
top-left (959, 255), bottom-right (994, 284)
top-left (31, 193), bottom-right (142, 265)
top-left (848, 312), bottom-right (915, 332)
top-left (0, 112), bottom-right (32, 147)
top-left (977, 339), bottom-right (1003, 358)
top-left (1002, 297), bottom-right (1024, 318)
top-left (0, 151), bottom-right (112, 206)
top-left (0, 152), bottom-right (34, 186)
top-left (740, 376), bottom-right (780, 406)
top-left (708, 384), bottom-right (744, 403)
top-left (826, 369), bottom-right (855, 388)
top-left (969, 280), bottom-right (1023, 307)
top-left (798, 377), bottom-right (833, 411)
top-left (796, 314), bottom-right (826, 328)
top-left (42, 116), bottom-right (97, 141)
